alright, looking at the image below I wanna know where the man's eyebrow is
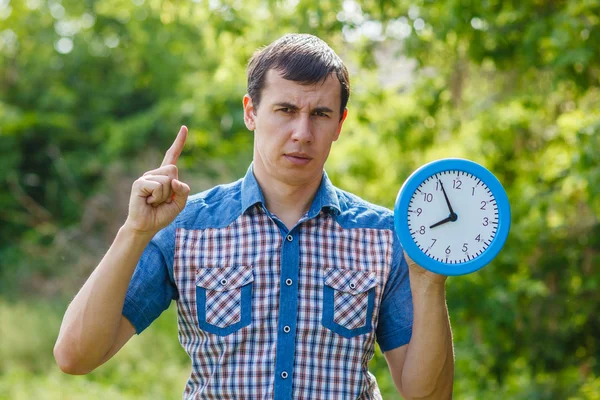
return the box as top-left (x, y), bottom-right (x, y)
top-left (272, 102), bottom-right (334, 114)
top-left (312, 106), bottom-right (334, 114)
top-left (273, 102), bottom-right (299, 110)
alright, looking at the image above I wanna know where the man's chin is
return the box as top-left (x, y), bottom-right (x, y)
top-left (278, 169), bottom-right (323, 186)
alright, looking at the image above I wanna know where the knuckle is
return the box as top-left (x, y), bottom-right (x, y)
top-left (132, 178), bottom-right (143, 189)
top-left (166, 164), bottom-right (178, 176)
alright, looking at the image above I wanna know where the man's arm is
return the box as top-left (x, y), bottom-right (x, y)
top-left (384, 254), bottom-right (454, 399)
top-left (54, 226), bottom-right (153, 374)
top-left (53, 127), bottom-right (191, 374)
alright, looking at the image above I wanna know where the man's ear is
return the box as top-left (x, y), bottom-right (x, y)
top-left (333, 108), bottom-right (348, 141)
top-left (243, 94), bottom-right (256, 131)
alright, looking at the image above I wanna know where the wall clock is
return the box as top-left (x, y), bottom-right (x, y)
top-left (394, 158), bottom-right (511, 275)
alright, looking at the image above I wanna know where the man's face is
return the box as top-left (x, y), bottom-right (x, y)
top-left (243, 69), bottom-right (348, 188)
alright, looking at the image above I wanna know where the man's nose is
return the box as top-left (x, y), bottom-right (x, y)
top-left (290, 114), bottom-right (314, 143)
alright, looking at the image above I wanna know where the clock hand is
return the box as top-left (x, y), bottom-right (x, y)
top-left (429, 181), bottom-right (459, 229)
top-left (429, 212), bottom-right (458, 229)
top-left (439, 180), bottom-right (455, 215)
top-left (429, 216), bottom-right (453, 229)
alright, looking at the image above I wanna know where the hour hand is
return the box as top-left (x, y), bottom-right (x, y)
top-left (430, 216), bottom-right (453, 229)
top-left (429, 205), bottom-right (458, 228)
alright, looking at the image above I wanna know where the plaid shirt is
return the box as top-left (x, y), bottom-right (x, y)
top-left (123, 166), bottom-right (413, 399)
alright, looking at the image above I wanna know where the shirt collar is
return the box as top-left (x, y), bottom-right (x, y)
top-left (240, 164), bottom-right (341, 217)
top-left (241, 164), bottom-right (266, 214)
top-left (306, 170), bottom-right (341, 218)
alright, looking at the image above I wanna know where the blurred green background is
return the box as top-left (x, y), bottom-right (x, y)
top-left (1, 0), bottom-right (599, 398)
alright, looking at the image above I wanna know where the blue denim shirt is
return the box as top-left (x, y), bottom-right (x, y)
top-left (123, 165), bottom-right (413, 399)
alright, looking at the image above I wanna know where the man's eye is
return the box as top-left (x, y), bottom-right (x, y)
top-left (277, 108), bottom-right (291, 113)
top-left (314, 111), bottom-right (329, 117)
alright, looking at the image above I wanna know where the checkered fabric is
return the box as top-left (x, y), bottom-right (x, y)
top-left (197, 266), bottom-right (253, 327)
top-left (326, 268), bottom-right (378, 329)
top-left (174, 207), bottom-right (393, 399)
top-left (333, 291), bottom-right (369, 329)
top-left (123, 167), bottom-right (413, 400)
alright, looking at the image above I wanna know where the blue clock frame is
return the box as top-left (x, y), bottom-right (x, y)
top-left (394, 158), bottom-right (511, 275)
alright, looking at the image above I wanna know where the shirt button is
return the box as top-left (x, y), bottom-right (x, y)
top-left (281, 371), bottom-right (288, 379)
top-left (283, 325), bottom-right (291, 333)
top-left (286, 234), bottom-right (293, 242)
top-left (349, 282), bottom-right (356, 290)
top-left (285, 278), bottom-right (293, 286)
top-left (220, 279), bottom-right (228, 286)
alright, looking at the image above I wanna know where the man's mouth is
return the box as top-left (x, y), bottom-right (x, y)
top-left (284, 152), bottom-right (312, 165)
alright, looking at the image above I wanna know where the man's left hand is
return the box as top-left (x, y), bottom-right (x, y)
top-left (404, 251), bottom-right (448, 286)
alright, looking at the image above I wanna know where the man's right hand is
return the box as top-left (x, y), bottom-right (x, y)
top-left (124, 126), bottom-right (191, 236)
top-left (54, 126), bottom-right (191, 375)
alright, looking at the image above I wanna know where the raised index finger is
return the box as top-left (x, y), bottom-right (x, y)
top-left (161, 126), bottom-right (188, 167)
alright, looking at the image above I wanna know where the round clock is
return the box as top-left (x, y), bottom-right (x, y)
top-left (394, 158), bottom-right (511, 275)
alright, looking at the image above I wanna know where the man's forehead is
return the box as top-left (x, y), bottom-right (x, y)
top-left (262, 69), bottom-right (341, 104)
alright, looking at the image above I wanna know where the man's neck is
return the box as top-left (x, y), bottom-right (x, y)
top-left (253, 169), bottom-right (322, 230)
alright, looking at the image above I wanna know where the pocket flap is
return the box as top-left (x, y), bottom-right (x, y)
top-left (324, 268), bottom-right (378, 294)
top-left (196, 266), bottom-right (254, 291)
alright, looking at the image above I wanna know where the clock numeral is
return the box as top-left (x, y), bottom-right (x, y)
top-left (419, 226), bottom-right (426, 235)
top-left (462, 243), bottom-right (468, 252)
top-left (482, 217), bottom-right (489, 226)
top-left (453, 179), bottom-right (462, 189)
top-left (471, 187), bottom-right (475, 196)
top-left (475, 234), bottom-right (481, 242)
top-left (409, 207), bottom-right (423, 216)
top-left (445, 246), bottom-right (451, 255)
top-left (423, 193), bottom-right (433, 202)
top-left (435, 180), bottom-right (440, 191)
top-left (430, 238), bottom-right (437, 247)
top-left (480, 201), bottom-right (487, 210)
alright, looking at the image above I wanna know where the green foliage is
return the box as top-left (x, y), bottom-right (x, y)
top-left (1, 0), bottom-right (599, 398)
top-left (0, 300), bottom-right (189, 399)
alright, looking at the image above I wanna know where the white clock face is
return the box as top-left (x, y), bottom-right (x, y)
top-left (407, 170), bottom-right (499, 264)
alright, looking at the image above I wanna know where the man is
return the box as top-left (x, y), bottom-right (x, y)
top-left (54, 34), bottom-right (454, 399)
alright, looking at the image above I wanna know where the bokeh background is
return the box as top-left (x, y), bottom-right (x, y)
top-left (1, 0), bottom-right (599, 398)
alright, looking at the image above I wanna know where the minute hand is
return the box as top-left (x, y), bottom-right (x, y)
top-left (439, 180), bottom-right (455, 214)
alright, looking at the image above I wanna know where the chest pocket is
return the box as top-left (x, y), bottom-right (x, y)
top-left (322, 268), bottom-right (378, 338)
top-left (195, 265), bottom-right (254, 336)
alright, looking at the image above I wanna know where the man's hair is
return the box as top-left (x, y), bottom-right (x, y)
top-left (247, 33), bottom-right (350, 118)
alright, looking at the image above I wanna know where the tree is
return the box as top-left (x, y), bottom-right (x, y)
top-left (1, 0), bottom-right (598, 397)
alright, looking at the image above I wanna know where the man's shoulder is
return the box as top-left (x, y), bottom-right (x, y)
top-left (176, 178), bottom-right (244, 229)
top-left (333, 187), bottom-right (394, 230)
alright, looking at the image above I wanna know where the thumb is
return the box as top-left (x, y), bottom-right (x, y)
top-left (171, 179), bottom-right (190, 204)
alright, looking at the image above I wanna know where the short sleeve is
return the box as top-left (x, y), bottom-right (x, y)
top-left (376, 233), bottom-right (413, 352)
top-left (122, 222), bottom-right (178, 334)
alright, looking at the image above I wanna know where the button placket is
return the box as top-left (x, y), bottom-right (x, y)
top-left (274, 228), bottom-right (298, 398)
